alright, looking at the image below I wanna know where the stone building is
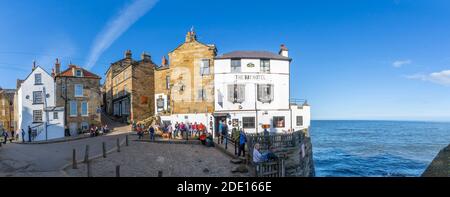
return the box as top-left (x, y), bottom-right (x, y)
top-left (0, 88), bottom-right (15, 132)
top-left (103, 50), bottom-right (156, 123)
top-left (154, 30), bottom-right (217, 126)
top-left (54, 60), bottom-right (102, 136)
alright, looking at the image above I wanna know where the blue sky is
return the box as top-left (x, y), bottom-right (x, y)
top-left (1, 0), bottom-right (449, 121)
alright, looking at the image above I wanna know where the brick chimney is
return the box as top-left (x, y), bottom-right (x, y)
top-left (141, 52), bottom-right (151, 61)
top-left (55, 58), bottom-right (61, 75)
top-left (125, 50), bottom-right (132, 59)
top-left (162, 56), bottom-right (168, 66)
top-left (279, 44), bottom-right (289, 57)
top-left (51, 68), bottom-right (55, 78)
top-left (185, 27), bottom-right (197, 43)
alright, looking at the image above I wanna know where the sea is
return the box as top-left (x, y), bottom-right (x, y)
top-left (310, 120), bottom-right (450, 177)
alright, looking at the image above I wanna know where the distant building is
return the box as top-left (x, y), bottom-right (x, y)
top-left (213, 45), bottom-right (311, 134)
top-left (154, 30), bottom-right (217, 127)
top-left (103, 50), bottom-right (156, 123)
top-left (0, 88), bottom-right (15, 132)
top-left (54, 60), bottom-right (102, 136)
top-left (16, 63), bottom-right (65, 142)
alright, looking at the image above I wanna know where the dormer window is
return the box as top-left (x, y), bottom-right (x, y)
top-left (231, 59), bottom-right (241, 73)
top-left (75, 69), bottom-right (83, 77)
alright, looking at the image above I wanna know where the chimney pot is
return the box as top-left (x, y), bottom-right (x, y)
top-left (55, 58), bottom-right (61, 74)
top-left (125, 50), bottom-right (132, 59)
top-left (279, 44), bottom-right (289, 57)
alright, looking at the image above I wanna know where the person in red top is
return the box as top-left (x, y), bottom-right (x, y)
top-left (192, 122), bottom-right (198, 137)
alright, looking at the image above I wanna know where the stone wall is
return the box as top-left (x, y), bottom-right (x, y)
top-left (422, 144), bottom-right (450, 177)
top-left (0, 90), bottom-right (15, 131)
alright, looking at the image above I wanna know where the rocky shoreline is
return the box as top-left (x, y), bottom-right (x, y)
top-left (422, 144), bottom-right (450, 177)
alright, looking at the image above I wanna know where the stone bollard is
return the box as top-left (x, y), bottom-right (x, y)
top-left (158, 171), bottom-right (163, 177)
top-left (87, 160), bottom-right (92, 177)
top-left (84, 145), bottom-right (90, 163)
top-left (117, 138), bottom-right (120, 152)
top-left (116, 165), bottom-right (120, 177)
top-left (102, 142), bottom-right (106, 158)
top-left (72, 149), bottom-right (78, 169)
top-left (126, 135), bottom-right (129, 147)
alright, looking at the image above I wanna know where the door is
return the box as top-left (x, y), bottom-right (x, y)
top-left (69, 123), bottom-right (78, 136)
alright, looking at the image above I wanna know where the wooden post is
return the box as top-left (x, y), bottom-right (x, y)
top-left (281, 159), bottom-right (285, 177)
top-left (87, 160), bottom-right (92, 177)
top-left (84, 145), bottom-right (89, 163)
top-left (116, 165), bottom-right (120, 177)
top-left (102, 142), bottom-right (106, 158)
top-left (117, 138), bottom-right (120, 152)
top-left (158, 171), bottom-right (163, 177)
top-left (72, 149), bottom-right (78, 169)
top-left (126, 135), bottom-right (129, 146)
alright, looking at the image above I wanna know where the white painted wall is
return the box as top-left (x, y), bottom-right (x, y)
top-left (17, 67), bottom-right (65, 142)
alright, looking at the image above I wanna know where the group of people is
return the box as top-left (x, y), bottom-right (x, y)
top-left (173, 122), bottom-right (207, 139)
top-left (88, 124), bottom-right (110, 137)
top-left (252, 143), bottom-right (278, 164)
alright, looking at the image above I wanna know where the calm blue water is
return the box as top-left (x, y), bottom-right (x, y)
top-left (310, 120), bottom-right (450, 177)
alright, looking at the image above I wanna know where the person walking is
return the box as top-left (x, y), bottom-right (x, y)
top-left (231, 127), bottom-right (240, 155)
top-left (2, 129), bottom-right (8, 144)
top-left (238, 129), bottom-right (247, 157)
top-left (218, 120), bottom-right (223, 144)
top-left (222, 121), bottom-right (229, 148)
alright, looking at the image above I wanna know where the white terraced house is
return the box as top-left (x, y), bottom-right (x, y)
top-left (213, 45), bottom-right (310, 134)
top-left (16, 64), bottom-right (65, 142)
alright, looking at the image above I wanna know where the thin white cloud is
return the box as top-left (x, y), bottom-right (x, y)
top-left (85, 0), bottom-right (159, 69)
top-left (392, 59), bottom-right (412, 68)
top-left (406, 70), bottom-right (450, 86)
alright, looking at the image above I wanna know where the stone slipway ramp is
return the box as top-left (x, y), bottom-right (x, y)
top-left (422, 144), bottom-right (450, 177)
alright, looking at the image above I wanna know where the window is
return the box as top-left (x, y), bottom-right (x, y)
top-left (62, 83), bottom-right (66, 95)
top-left (157, 97), bottom-right (164, 112)
top-left (33, 110), bottom-right (43, 122)
top-left (123, 100), bottom-right (130, 115)
top-left (70, 101), bottom-right (77, 117)
top-left (33, 91), bottom-right (43, 104)
top-left (257, 84), bottom-right (274, 103)
top-left (34, 73), bottom-right (42, 84)
top-left (75, 70), bottom-right (82, 77)
top-left (198, 89), bottom-right (206, 101)
top-left (166, 76), bottom-right (170, 90)
top-left (297, 116), bottom-right (303, 126)
top-left (243, 117), bottom-right (256, 129)
top-left (261, 59), bottom-right (270, 73)
top-left (227, 84), bottom-right (245, 103)
top-left (81, 101), bottom-right (88, 116)
top-left (273, 116), bottom-right (285, 128)
top-left (231, 59), bottom-right (241, 73)
top-left (123, 84), bottom-right (127, 95)
top-left (200, 59), bottom-right (210, 75)
top-left (75, 84), bottom-right (83, 97)
top-left (53, 112), bottom-right (59, 120)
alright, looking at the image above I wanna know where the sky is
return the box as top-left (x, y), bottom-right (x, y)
top-left (0, 0), bottom-right (449, 121)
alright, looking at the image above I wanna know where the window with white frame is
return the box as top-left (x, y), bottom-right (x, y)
top-left (261, 59), bottom-right (270, 73)
top-left (34, 73), bottom-right (42, 84)
top-left (53, 111), bottom-right (59, 120)
top-left (81, 101), bottom-right (88, 116)
top-left (257, 84), bottom-right (274, 103)
top-left (165, 76), bottom-right (170, 90)
top-left (70, 101), bottom-right (77, 117)
top-left (297, 116), bottom-right (303, 126)
top-left (75, 69), bottom-right (82, 77)
top-left (33, 110), bottom-right (43, 122)
top-left (75, 84), bottom-right (83, 97)
top-left (33, 91), bottom-right (43, 104)
top-left (157, 97), bottom-right (164, 112)
top-left (198, 88), bottom-right (207, 101)
top-left (227, 84), bottom-right (245, 103)
top-left (243, 117), bottom-right (256, 129)
top-left (200, 59), bottom-right (210, 75)
top-left (231, 59), bottom-right (241, 73)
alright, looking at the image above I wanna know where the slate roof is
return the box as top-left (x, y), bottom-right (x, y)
top-left (215, 51), bottom-right (291, 61)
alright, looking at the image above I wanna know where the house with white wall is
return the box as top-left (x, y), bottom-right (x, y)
top-left (16, 63), bottom-right (65, 142)
top-left (213, 45), bottom-right (310, 134)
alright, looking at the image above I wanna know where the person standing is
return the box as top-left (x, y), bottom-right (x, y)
top-left (167, 124), bottom-right (173, 139)
top-left (21, 129), bottom-right (25, 143)
top-left (192, 122), bottom-right (198, 137)
top-left (27, 126), bottom-right (32, 142)
top-left (149, 125), bottom-right (155, 141)
top-left (238, 129), bottom-right (247, 157)
top-left (2, 129), bottom-right (8, 144)
top-left (222, 121), bottom-right (229, 147)
top-left (218, 120), bottom-right (223, 144)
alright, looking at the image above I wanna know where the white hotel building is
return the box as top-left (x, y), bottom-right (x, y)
top-left (213, 45), bottom-right (310, 134)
